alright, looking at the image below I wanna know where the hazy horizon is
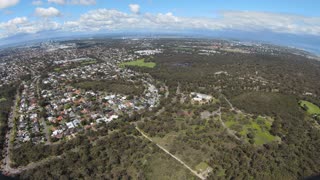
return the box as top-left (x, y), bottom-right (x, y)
top-left (0, 0), bottom-right (320, 55)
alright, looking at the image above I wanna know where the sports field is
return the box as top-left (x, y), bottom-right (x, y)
top-left (120, 58), bottom-right (156, 68)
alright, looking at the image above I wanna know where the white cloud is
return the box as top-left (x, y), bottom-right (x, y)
top-left (62, 9), bottom-right (223, 32)
top-left (1, 9), bottom-right (320, 40)
top-left (35, 7), bottom-right (61, 17)
top-left (61, 9), bottom-right (320, 35)
top-left (0, 0), bottom-right (19, 9)
top-left (48, 0), bottom-right (96, 5)
top-left (129, 4), bottom-right (140, 14)
top-left (217, 11), bottom-right (320, 35)
top-left (70, 0), bottom-right (96, 5)
top-left (32, 0), bottom-right (43, 6)
top-left (0, 17), bottom-right (28, 36)
top-left (48, 0), bottom-right (65, 5)
top-left (8, 17), bottom-right (28, 24)
top-left (0, 17), bottom-right (28, 28)
top-left (0, 17), bottom-right (60, 38)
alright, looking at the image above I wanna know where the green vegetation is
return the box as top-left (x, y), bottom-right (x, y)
top-left (299, 100), bottom-right (320, 115)
top-left (18, 124), bottom-right (196, 179)
top-left (54, 59), bottom-right (97, 72)
top-left (144, 153), bottom-right (195, 180)
top-left (224, 114), bottom-right (278, 145)
top-left (0, 97), bottom-right (7, 102)
top-left (120, 58), bottom-right (156, 68)
top-left (195, 162), bottom-right (209, 172)
top-left (231, 92), bottom-right (301, 117)
top-left (133, 50), bottom-right (320, 178)
top-left (81, 60), bottom-right (97, 66)
top-left (217, 168), bottom-right (226, 177)
top-left (0, 84), bottom-right (17, 158)
top-left (8, 41), bottom-right (320, 179)
top-left (54, 68), bottom-right (61, 72)
top-left (72, 79), bottom-right (144, 96)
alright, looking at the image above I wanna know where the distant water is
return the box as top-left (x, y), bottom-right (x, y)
top-left (290, 43), bottom-right (320, 56)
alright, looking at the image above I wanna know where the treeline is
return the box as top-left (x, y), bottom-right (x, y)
top-left (226, 92), bottom-right (320, 178)
top-left (130, 53), bottom-right (320, 99)
top-left (138, 91), bottom-right (320, 179)
top-left (0, 83), bottom-right (18, 160)
top-left (71, 79), bottom-right (144, 96)
top-left (11, 118), bottom-right (129, 167)
top-left (19, 125), bottom-right (159, 179)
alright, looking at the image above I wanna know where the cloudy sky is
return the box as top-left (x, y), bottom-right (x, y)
top-left (0, 0), bottom-right (320, 42)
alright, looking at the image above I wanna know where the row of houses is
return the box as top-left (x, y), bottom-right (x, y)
top-left (41, 60), bottom-right (160, 141)
top-left (16, 81), bottom-right (45, 144)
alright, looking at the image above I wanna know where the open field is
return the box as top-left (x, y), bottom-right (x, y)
top-left (120, 58), bottom-right (156, 68)
top-left (299, 100), bottom-right (320, 115)
top-left (223, 113), bottom-right (278, 145)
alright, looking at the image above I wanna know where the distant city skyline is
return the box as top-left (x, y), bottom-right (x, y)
top-left (0, 0), bottom-right (320, 52)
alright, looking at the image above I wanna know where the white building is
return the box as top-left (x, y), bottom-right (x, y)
top-left (190, 92), bottom-right (213, 103)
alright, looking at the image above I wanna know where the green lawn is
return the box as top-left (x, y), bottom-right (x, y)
top-left (120, 58), bottom-right (156, 68)
top-left (299, 100), bottom-right (320, 115)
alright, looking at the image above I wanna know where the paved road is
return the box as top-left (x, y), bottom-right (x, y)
top-left (135, 127), bottom-right (206, 180)
top-left (35, 76), bottom-right (51, 145)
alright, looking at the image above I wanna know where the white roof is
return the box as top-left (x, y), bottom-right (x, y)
top-left (66, 122), bottom-right (75, 129)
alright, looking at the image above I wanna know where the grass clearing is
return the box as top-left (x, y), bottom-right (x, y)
top-left (224, 113), bottom-right (278, 145)
top-left (195, 162), bottom-right (209, 172)
top-left (254, 131), bottom-right (277, 145)
top-left (299, 100), bottom-right (320, 115)
top-left (120, 58), bottom-right (156, 68)
top-left (217, 168), bottom-right (226, 177)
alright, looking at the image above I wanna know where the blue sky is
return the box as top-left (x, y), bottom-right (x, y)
top-left (0, 0), bottom-right (320, 47)
top-left (3, 0), bottom-right (320, 20)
